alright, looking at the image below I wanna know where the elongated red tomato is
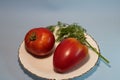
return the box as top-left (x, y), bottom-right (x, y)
top-left (24, 27), bottom-right (55, 57)
top-left (53, 38), bottom-right (88, 73)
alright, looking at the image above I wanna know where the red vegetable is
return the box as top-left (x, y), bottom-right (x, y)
top-left (24, 27), bottom-right (55, 57)
top-left (53, 38), bottom-right (88, 73)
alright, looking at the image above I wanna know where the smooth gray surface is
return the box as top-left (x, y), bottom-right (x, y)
top-left (0, 0), bottom-right (120, 80)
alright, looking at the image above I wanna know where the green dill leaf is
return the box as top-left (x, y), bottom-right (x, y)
top-left (57, 21), bottom-right (67, 27)
top-left (47, 25), bottom-right (55, 32)
top-left (56, 22), bottom-right (86, 44)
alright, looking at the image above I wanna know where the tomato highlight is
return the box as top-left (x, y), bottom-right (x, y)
top-left (53, 38), bottom-right (88, 73)
top-left (24, 27), bottom-right (55, 57)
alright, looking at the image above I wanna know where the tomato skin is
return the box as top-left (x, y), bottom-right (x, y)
top-left (53, 38), bottom-right (88, 73)
top-left (24, 27), bottom-right (55, 57)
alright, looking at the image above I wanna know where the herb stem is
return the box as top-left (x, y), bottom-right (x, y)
top-left (85, 40), bottom-right (109, 64)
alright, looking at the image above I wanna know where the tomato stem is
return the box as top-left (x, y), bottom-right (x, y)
top-left (30, 32), bottom-right (36, 41)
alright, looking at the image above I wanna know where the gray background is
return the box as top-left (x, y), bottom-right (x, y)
top-left (0, 0), bottom-right (120, 80)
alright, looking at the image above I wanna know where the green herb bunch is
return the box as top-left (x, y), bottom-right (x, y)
top-left (47, 21), bottom-right (109, 64)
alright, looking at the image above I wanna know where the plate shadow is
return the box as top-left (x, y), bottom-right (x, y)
top-left (73, 58), bottom-right (100, 80)
top-left (18, 58), bottom-right (48, 80)
top-left (18, 56), bottom-right (100, 80)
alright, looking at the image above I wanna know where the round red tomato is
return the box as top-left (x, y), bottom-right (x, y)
top-left (24, 27), bottom-right (55, 57)
top-left (53, 38), bottom-right (88, 73)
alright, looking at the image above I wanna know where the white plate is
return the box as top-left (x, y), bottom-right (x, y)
top-left (18, 32), bottom-right (99, 80)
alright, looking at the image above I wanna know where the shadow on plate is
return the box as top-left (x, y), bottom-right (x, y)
top-left (18, 56), bottom-right (100, 80)
top-left (74, 58), bottom-right (100, 80)
top-left (18, 58), bottom-right (47, 80)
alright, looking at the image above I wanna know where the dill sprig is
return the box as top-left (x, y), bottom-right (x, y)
top-left (47, 21), bottom-right (109, 64)
top-left (56, 22), bottom-right (86, 45)
top-left (47, 25), bottom-right (55, 32)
